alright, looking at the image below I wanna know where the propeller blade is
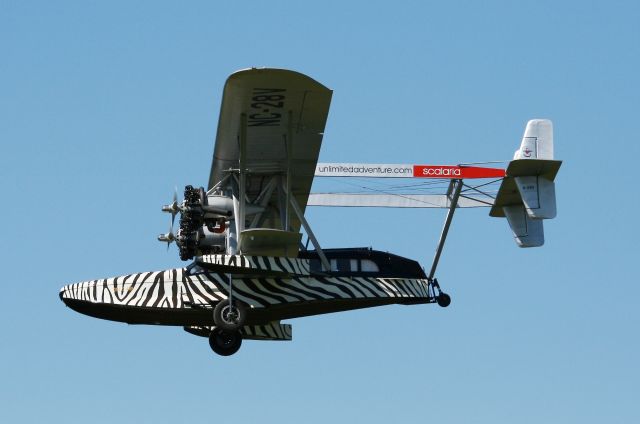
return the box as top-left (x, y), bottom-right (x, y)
top-left (160, 187), bottom-right (182, 251)
top-left (171, 187), bottom-right (178, 227)
top-left (158, 221), bottom-right (175, 250)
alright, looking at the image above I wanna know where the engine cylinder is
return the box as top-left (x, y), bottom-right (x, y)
top-left (176, 185), bottom-right (229, 260)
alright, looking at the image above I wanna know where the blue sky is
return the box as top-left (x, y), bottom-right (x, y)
top-left (2, 1), bottom-right (639, 422)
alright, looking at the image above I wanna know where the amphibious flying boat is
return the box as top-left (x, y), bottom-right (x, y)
top-left (60, 68), bottom-right (561, 356)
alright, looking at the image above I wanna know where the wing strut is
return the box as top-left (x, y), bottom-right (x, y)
top-left (249, 177), bottom-right (278, 228)
top-left (284, 110), bottom-right (293, 231)
top-left (428, 179), bottom-right (463, 280)
top-left (285, 182), bottom-right (331, 271)
top-left (207, 173), bottom-right (230, 195)
top-left (237, 113), bottom-right (247, 251)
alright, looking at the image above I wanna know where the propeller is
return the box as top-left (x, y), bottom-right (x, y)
top-left (161, 188), bottom-right (181, 227)
top-left (157, 222), bottom-right (176, 250)
top-left (159, 188), bottom-right (181, 250)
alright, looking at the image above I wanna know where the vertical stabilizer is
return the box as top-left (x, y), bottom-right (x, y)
top-left (503, 205), bottom-right (545, 247)
top-left (491, 119), bottom-right (561, 247)
top-left (514, 175), bottom-right (557, 219)
top-left (514, 119), bottom-right (554, 160)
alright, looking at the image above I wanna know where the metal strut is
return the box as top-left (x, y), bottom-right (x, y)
top-left (226, 114), bottom-right (247, 309)
top-left (285, 182), bottom-right (331, 272)
top-left (227, 272), bottom-right (233, 307)
top-left (237, 113), bottom-right (247, 252)
top-left (428, 179), bottom-right (463, 281)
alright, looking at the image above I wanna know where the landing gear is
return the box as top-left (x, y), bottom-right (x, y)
top-left (208, 328), bottom-right (243, 356)
top-left (213, 299), bottom-right (247, 331)
top-left (431, 278), bottom-right (451, 308)
top-left (437, 292), bottom-right (451, 308)
top-left (207, 298), bottom-right (246, 356)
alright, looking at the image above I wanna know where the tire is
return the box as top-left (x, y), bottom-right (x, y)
top-left (208, 328), bottom-right (242, 356)
top-left (437, 293), bottom-right (451, 308)
top-left (213, 299), bottom-right (247, 331)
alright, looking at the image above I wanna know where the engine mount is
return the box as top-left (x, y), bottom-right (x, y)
top-left (175, 186), bottom-right (229, 260)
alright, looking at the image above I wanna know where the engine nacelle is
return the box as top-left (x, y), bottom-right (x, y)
top-left (176, 185), bottom-right (229, 260)
top-left (207, 194), bottom-right (264, 216)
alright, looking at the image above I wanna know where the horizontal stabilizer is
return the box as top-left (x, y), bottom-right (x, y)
top-left (490, 159), bottom-right (561, 218)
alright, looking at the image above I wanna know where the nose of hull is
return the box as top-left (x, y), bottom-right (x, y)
top-left (59, 281), bottom-right (90, 304)
top-left (59, 278), bottom-right (136, 322)
top-left (59, 283), bottom-right (73, 304)
top-left (59, 281), bottom-right (93, 314)
top-left (58, 268), bottom-right (197, 325)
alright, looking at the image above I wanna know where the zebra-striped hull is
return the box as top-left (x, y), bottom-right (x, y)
top-left (185, 323), bottom-right (293, 341)
top-left (59, 267), bottom-right (434, 328)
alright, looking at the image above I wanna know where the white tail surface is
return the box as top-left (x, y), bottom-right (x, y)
top-left (491, 119), bottom-right (561, 247)
top-left (514, 175), bottom-right (557, 219)
top-left (514, 119), bottom-right (554, 160)
top-left (503, 205), bottom-right (545, 247)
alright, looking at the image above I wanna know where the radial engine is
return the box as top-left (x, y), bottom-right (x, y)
top-left (158, 185), bottom-right (232, 260)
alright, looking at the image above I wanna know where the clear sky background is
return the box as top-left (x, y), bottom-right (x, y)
top-left (2, 1), bottom-right (639, 423)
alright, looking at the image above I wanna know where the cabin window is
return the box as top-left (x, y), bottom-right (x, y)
top-left (328, 258), bottom-right (354, 272)
top-left (360, 259), bottom-right (379, 272)
top-left (309, 259), bottom-right (322, 273)
top-left (350, 259), bottom-right (359, 272)
top-left (309, 257), bottom-right (380, 273)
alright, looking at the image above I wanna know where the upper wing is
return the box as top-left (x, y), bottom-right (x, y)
top-left (208, 68), bottom-right (332, 231)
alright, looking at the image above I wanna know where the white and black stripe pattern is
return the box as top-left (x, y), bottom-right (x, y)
top-left (60, 268), bottom-right (223, 308)
top-left (60, 268), bottom-right (432, 310)
top-left (199, 254), bottom-right (311, 275)
top-left (219, 275), bottom-right (431, 308)
top-left (242, 322), bottom-right (292, 341)
top-left (185, 322), bottom-right (293, 341)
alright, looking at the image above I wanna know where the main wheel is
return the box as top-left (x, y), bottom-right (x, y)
top-left (208, 328), bottom-right (242, 356)
top-left (437, 292), bottom-right (451, 308)
top-left (213, 299), bottom-right (247, 331)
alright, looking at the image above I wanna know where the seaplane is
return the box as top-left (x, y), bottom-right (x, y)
top-left (60, 68), bottom-right (562, 356)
